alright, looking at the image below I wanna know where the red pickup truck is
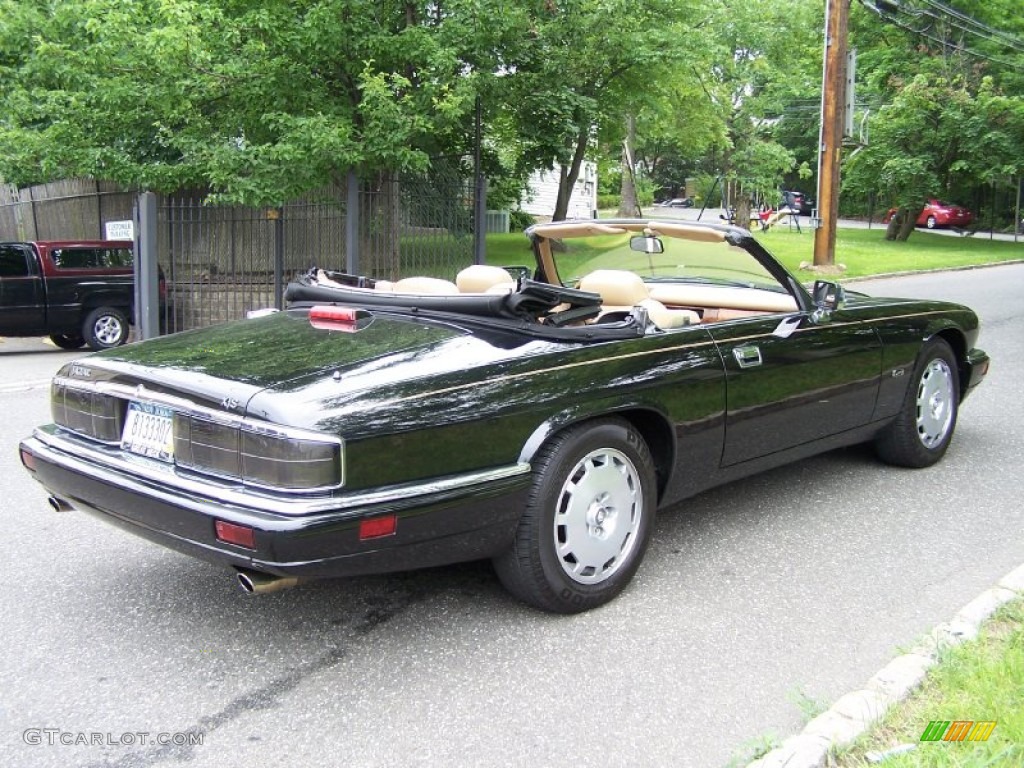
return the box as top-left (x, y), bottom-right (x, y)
top-left (0, 240), bottom-right (157, 350)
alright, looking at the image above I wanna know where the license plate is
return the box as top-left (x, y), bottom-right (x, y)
top-left (121, 402), bottom-right (175, 462)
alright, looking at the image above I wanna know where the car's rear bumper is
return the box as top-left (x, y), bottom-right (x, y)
top-left (19, 429), bottom-right (530, 580)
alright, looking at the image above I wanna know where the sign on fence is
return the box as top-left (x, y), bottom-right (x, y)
top-left (104, 220), bottom-right (134, 240)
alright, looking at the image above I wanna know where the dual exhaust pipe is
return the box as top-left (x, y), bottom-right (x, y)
top-left (48, 497), bottom-right (297, 595)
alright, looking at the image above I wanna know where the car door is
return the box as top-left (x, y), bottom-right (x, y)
top-left (709, 308), bottom-right (883, 466)
top-left (0, 244), bottom-right (46, 334)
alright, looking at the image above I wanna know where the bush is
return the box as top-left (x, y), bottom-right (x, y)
top-left (597, 194), bottom-right (620, 210)
top-left (509, 209), bottom-right (536, 231)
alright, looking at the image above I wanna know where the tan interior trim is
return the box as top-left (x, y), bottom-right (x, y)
top-left (644, 222), bottom-right (727, 242)
top-left (648, 284), bottom-right (799, 312)
top-left (530, 222), bottom-right (628, 239)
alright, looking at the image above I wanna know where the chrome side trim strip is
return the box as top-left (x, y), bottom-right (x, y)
top-left (29, 427), bottom-right (531, 518)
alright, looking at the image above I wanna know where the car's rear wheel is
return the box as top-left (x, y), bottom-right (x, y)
top-left (83, 306), bottom-right (130, 350)
top-left (925, 215), bottom-right (937, 229)
top-left (49, 333), bottom-right (85, 350)
top-left (874, 338), bottom-right (959, 468)
top-left (493, 418), bottom-right (656, 613)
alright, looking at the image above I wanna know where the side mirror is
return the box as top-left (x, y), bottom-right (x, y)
top-left (812, 280), bottom-right (845, 311)
top-left (629, 235), bottom-right (664, 254)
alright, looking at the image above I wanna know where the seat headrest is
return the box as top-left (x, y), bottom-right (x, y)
top-left (456, 264), bottom-right (515, 293)
top-left (391, 276), bottom-right (459, 295)
top-left (578, 269), bottom-right (649, 306)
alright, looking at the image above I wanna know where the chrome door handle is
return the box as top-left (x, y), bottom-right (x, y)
top-left (733, 345), bottom-right (762, 368)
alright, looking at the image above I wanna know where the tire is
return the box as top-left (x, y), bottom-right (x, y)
top-left (83, 306), bottom-right (130, 350)
top-left (925, 215), bottom-right (937, 229)
top-left (49, 333), bottom-right (85, 350)
top-left (493, 418), bottom-right (657, 613)
top-left (874, 338), bottom-right (959, 468)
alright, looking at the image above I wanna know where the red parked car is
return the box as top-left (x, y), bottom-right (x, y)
top-left (885, 199), bottom-right (974, 229)
top-left (918, 199), bottom-right (973, 229)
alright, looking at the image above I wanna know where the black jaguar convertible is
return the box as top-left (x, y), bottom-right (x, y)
top-left (19, 219), bottom-right (989, 612)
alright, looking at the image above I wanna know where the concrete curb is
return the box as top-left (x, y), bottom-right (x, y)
top-left (745, 563), bottom-right (1024, 768)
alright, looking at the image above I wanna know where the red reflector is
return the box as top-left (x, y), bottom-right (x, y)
top-left (20, 447), bottom-right (37, 472)
top-left (359, 515), bottom-right (397, 541)
top-left (215, 520), bottom-right (257, 549)
top-left (310, 305), bottom-right (358, 322)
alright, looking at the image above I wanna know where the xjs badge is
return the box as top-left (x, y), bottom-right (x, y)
top-left (221, 397), bottom-right (239, 411)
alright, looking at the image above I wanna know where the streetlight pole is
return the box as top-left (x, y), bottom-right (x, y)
top-left (814, 0), bottom-right (851, 267)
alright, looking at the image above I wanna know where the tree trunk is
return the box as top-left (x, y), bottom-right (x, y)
top-left (734, 191), bottom-right (752, 232)
top-left (896, 208), bottom-right (917, 242)
top-left (552, 127), bottom-right (590, 222)
top-left (617, 114), bottom-right (639, 218)
top-left (884, 207), bottom-right (916, 242)
top-left (884, 209), bottom-right (902, 240)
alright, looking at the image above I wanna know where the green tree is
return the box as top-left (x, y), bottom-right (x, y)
top-left (0, 0), bottom-right (513, 204)
top-left (694, 0), bottom-right (822, 228)
top-left (844, 0), bottom-right (1024, 239)
top-left (497, 0), bottom-right (707, 221)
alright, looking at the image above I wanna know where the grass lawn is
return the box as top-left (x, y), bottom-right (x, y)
top-left (754, 227), bottom-right (1024, 279)
top-left (835, 598), bottom-right (1024, 767)
top-left (481, 227), bottom-right (1023, 281)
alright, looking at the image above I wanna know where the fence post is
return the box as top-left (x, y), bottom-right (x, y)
top-left (472, 97), bottom-right (487, 265)
top-left (346, 170), bottom-right (360, 275)
top-left (274, 206), bottom-right (284, 310)
top-left (133, 192), bottom-right (160, 340)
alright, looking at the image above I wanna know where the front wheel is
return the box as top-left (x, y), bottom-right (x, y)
top-left (493, 418), bottom-right (657, 613)
top-left (83, 306), bottom-right (130, 350)
top-left (874, 338), bottom-right (959, 468)
top-left (925, 215), bottom-right (938, 229)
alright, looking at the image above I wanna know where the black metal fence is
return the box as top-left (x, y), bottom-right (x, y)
top-left (1, 161), bottom-right (492, 333)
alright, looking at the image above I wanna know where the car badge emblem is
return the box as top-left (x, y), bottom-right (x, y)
top-left (69, 363), bottom-right (92, 379)
top-left (221, 397), bottom-right (239, 411)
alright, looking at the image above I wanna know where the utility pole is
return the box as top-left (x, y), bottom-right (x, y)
top-left (814, 0), bottom-right (851, 266)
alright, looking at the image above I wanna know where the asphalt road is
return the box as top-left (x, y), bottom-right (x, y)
top-left (1, 264), bottom-right (1021, 768)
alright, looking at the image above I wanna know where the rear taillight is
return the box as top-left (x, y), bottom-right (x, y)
top-left (19, 446), bottom-right (36, 472)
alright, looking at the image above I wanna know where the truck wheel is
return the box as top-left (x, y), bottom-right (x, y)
top-left (49, 333), bottom-right (85, 350)
top-left (83, 307), bottom-right (129, 350)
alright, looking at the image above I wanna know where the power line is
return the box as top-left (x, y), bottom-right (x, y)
top-left (916, 0), bottom-right (1024, 54)
top-left (859, 0), bottom-right (1024, 70)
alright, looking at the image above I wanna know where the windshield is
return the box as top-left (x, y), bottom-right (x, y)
top-left (549, 231), bottom-right (786, 292)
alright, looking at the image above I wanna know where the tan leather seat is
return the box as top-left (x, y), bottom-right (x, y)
top-left (456, 265), bottom-right (516, 294)
top-left (390, 276), bottom-right (459, 294)
top-left (577, 270), bottom-right (697, 329)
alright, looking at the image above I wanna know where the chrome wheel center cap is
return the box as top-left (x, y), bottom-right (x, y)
top-left (586, 496), bottom-right (615, 538)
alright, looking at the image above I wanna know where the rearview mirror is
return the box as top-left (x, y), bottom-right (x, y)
top-left (630, 235), bottom-right (664, 254)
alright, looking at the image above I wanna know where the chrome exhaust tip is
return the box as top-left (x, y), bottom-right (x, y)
top-left (235, 568), bottom-right (300, 595)
top-left (48, 496), bottom-right (74, 512)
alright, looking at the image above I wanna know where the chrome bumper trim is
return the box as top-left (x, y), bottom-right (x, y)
top-left (27, 426), bottom-right (531, 518)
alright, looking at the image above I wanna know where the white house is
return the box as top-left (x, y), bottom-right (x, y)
top-left (520, 161), bottom-right (598, 220)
